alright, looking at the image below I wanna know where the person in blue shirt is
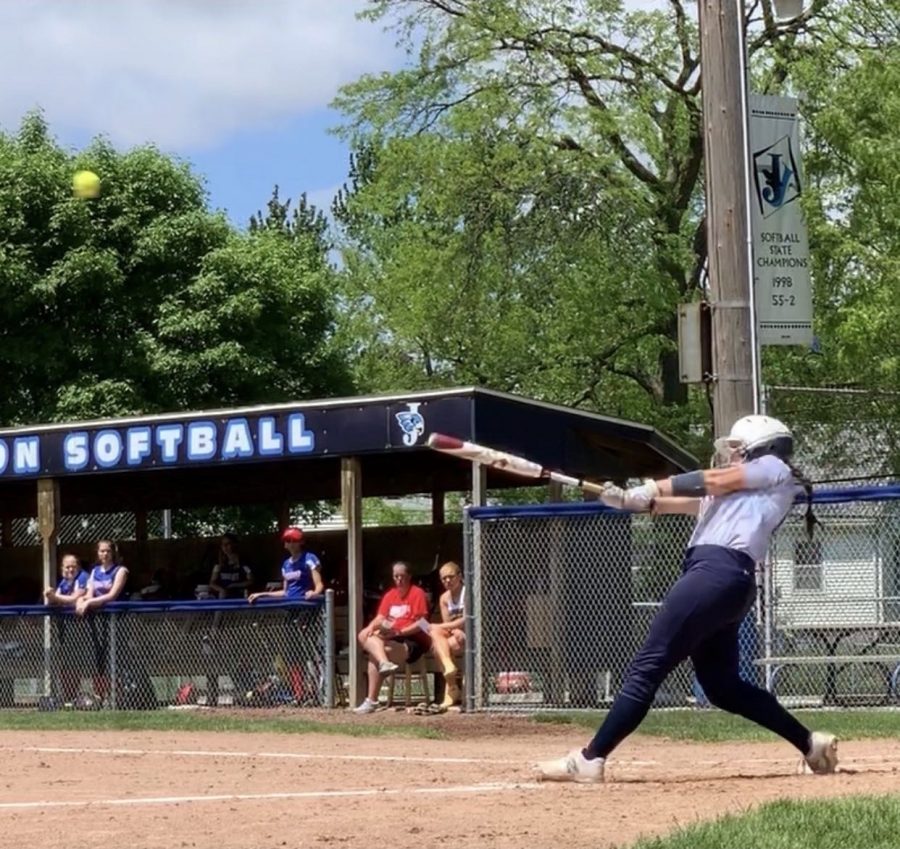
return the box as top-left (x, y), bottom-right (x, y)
top-left (535, 415), bottom-right (838, 784)
top-left (45, 553), bottom-right (89, 703)
top-left (76, 540), bottom-right (129, 616)
top-left (44, 553), bottom-right (88, 606)
top-left (248, 527), bottom-right (324, 603)
top-left (247, 527), bottom-right (325, 705)
top-left (75, 540), bottom-right (130, 706)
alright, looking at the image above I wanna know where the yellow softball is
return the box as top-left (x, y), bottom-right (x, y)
top-left (72, 170), bottom-right (101, 199)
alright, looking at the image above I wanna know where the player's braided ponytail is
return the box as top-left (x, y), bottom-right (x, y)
top-left (786, 460), bottom-right (818, 540)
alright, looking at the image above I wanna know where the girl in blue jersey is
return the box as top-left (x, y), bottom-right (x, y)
top-left (248, 527), bottom-right (324, 603)
top-left (536, 416), bottom-right (838, 784)
top-left (75, 540), bottom-right (129, 706)
top-left (44, 553), bottom-right (88, 606)
top-left (76, 540), bottom-right (129, 615)
top-left (248, 527), bottom-right (325, 704)
top-left (45, 553), bottom-right (89, 703)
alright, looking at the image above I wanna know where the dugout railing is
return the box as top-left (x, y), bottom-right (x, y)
top-left (463, 487), bottom-right (900, 712)
top-left (0, 591), bottom-right (335, 710)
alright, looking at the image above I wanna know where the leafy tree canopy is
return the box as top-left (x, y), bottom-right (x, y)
top-left (333, 0), bottom-right (897, 456)
top-left (0, 112), bottom-right (351, 425)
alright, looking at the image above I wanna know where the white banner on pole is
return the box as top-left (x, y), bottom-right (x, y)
top-left (749, 95), bottom-right (813, 346)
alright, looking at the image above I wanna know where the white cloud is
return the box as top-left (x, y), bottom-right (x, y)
top-left (0, 0), bottom-right (396, 149)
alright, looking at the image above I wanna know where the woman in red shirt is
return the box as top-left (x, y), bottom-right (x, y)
top-left (354, 561), bottom-right (430, 714)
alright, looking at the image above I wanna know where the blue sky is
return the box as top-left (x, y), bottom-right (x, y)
top-left (0, 0), bottom-right (400, 227)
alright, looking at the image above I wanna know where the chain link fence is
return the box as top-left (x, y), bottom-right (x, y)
top-left (765, 385), bottom-right (900, 482)
top-left (8, 512), bottom-right (168, 547)
top-left (765, 495), bottom-right (900, 707)
top-left (0, 594), bottom-right (335, 710)
top-left (3, 505), bottom-right (333, 547)
top-left (465, 492), bottom-right (900, 711)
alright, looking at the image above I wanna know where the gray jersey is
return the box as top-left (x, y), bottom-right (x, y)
top-left (688, 454), bottom-right (797, 562)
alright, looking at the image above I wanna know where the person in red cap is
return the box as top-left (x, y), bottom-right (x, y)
top-left (248, 527), bottom-right (324, 603)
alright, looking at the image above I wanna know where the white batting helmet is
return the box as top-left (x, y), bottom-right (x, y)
top-left (714, 415), bottom-right (793, 464)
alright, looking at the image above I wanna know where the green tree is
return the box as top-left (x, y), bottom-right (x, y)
top-left (0, 113), bottom-right (351, 424)
top-left (794, 24), bottom-right (900, 389)
top-left (760, 15), bottom-right (900, 473)
top-left (332, 0), bottom-right (888, 452)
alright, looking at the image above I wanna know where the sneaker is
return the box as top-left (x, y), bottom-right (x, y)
top-left (534, 749), bottom-right (604, 784)
top-left (378, 660), bottom-right (399, 674)
top-left (353, 698), bottom-right (379, 714)
top-left (801, 731), bottom-right (838, 774)
top-left (441, 677), bottom-right (462, 708)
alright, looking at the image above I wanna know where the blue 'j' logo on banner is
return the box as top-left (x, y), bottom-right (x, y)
top-left (752, 134), bottom-right (801, 218)
top-left (395, 403), bottom-right (425, 446)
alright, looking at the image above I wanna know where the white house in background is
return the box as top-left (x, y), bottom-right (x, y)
top-left (769, 508), bottom-right (900, 629)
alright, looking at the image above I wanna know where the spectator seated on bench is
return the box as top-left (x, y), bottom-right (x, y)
top-left (430, 561), bottom-right (466, 708)
top-left (354, 561), bottom-right (431, 714)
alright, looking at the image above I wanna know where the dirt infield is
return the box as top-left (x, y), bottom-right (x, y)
top-left (2, 713), bottom-right (899, 849)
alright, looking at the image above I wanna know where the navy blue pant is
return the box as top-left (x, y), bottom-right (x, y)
top-left (587, 545), bottom-right (810, 759)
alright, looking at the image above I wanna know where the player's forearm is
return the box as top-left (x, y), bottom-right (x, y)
top-left (651, 496), bottom-right (701, 516)
top-left (55, 593), bottom-right (80, 604)
top-left (656, 466), bottom-right (748, 498)
top-left (88, 594), bottom-right (115, 609)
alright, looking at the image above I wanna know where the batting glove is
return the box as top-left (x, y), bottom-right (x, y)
top-left (600, 481), bottom-right (658, 512)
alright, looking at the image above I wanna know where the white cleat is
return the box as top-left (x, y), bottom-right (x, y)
top-left (800, 731), bottom-right (839, 774)
top-left (534, 749), bottom-right (605, 784)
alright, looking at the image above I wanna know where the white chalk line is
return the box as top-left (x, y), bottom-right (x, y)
top-left (13, 745), bottom-right (900, 770)
top-left (17, 745), bottom-right (521, 765)
top-left (0, 781), bottom-right (543, 811)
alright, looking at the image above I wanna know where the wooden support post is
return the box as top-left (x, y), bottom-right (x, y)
top-left (471, 462), bottom-right (487, 508)
top-left (341, 457), bottom-right (365, 708)
top-left (431, 489), bottom-right (445, 525)
top-left (699, 0), bottom-right (757, 435)
top-left (37, 479), bottom-right (60, 699)
top-left (37, 479), bottom-right (60, 594)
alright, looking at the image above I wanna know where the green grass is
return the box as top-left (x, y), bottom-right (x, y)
top-left (0, 709), bottom-right (443, 738)
top-left (5, 707), bottom-right (899, 743)
top-left (533, 708), bottom-right (900, 742)
top-left (625, 795), bottom-right (900, 849)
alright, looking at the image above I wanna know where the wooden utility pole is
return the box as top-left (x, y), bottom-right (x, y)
top-left (698, 0), bottom-right (758, 437)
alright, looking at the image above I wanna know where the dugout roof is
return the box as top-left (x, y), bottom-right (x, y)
top-left (0, 387), bottom-right (697, 518)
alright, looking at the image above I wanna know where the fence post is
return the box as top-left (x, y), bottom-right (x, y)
top-left (463, 507), bottom-right (479, 712)
top-left (324, 589), bottom-right (335, 708)
top-left (763, 544), bottom-right (776, 692)
top-left (108, 612), bottom-right (117, 710)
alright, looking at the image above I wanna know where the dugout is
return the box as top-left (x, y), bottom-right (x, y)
top-left (0, 386), bottom-right (697, 704)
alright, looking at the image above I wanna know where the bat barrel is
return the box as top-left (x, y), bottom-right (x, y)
top-left (427, 433), bottom-right (465, 450)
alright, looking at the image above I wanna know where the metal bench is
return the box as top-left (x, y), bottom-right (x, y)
top-left (754, 654), bottom-right (900, 705)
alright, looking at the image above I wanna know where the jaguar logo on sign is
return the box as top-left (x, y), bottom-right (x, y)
top-left (753, 135), bottom-right (801, 218)
top-left (395, 402), bottom-right (425, 446)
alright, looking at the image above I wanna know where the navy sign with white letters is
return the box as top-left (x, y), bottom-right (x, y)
top-left (0, 397), bottom-right (473, 478)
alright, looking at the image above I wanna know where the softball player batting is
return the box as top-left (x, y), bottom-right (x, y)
top-left (536, 415), bottom-right (838, 783)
